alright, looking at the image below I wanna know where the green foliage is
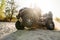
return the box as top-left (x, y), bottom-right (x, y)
top-left (0, 0), bottom-right (6, 18)
top-left (0, 0), bottom-right (5, 10)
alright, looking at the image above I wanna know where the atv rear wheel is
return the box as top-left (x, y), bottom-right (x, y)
top-left (46, 21), bottom-right (55, 30)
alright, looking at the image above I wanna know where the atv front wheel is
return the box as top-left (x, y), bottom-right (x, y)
top-left (15, 20), bottom-right (24, 30)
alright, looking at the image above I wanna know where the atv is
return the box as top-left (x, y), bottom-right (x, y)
top-left (15, 7), bottom-right (55, 30)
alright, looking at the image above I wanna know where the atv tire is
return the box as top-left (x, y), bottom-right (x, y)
top-left (46, 21), bottom-right (55, 30)
top-left (15, 20), bottom-right (24, 30)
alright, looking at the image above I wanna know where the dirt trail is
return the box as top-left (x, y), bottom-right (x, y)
top-left (0, 30), bottom-right (60, 40)
top-left (0, 20), bottom-right (60, 40)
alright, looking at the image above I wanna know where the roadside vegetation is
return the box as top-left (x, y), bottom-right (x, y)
top-left (55, 17), bottom-right (60, 23)
top-left (0, 0), bottom-right (17, 22)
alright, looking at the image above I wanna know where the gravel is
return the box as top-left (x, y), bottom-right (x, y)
top-left (0, 22), bottom-right (17, 38)
top-left (0, 30), bottom-right (60, 40)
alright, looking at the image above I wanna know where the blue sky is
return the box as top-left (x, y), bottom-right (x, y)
top-left (14, 0), bottom-right (60, 18)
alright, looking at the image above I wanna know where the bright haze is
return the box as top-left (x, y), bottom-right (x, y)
top-left (15, 0), bottom-right (60, 18)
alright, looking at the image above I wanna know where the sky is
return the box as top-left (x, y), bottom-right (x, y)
top-left (14, 0), bottom-right (60, 18)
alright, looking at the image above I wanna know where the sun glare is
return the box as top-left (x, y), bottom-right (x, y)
top-left (15, 0), bottom-right (60, 18)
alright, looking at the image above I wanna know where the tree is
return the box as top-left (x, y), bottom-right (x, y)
top-left (0, 0), bottom-right (6, 19)
top-left (5, 0), bottom-right (18, 21)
